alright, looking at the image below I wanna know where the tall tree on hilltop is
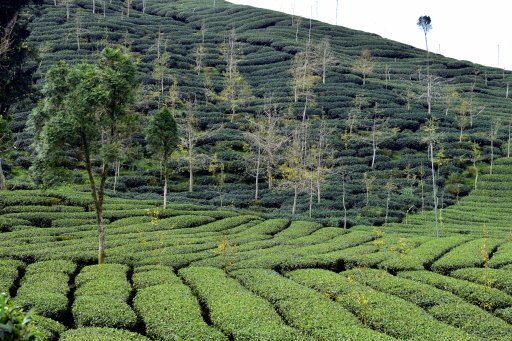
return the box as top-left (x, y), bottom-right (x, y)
top-left (29, 47), bottom-right (138, 264)
top-left (417, 15), bottom-right (432, 73)
top-left (146, 106), bottom-right (179, 208)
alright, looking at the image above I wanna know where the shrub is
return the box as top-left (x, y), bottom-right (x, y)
top-left (398, 270), bottom-right (512, 311)
top-left (72, 296), bottom-right (137, 329)
top-left (451, 268), bottom-right (512, 295)
top-left (431, 238), bottom-right (505, 273)
top-left (73, 264), bottom-right (136, 329)
top-left (134, 284), bottom-right (227, 340)
top-left (379, 236), bottom-right (472, 272)
top-left (33, 315), bottom-right (67, 341)
top-left (16, 262), bottom-right (74, 319)
top-left (428, 303), bottom-right (512, 339)
top-left (59, 327), bottom-right (149, 341)
top-left (132, 266), bottom-right (181, 290)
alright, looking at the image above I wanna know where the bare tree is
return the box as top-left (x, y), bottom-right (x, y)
top-left (352, 49), bottom-right (375, 86)
top-left (124, 0), bottom-right (133, 17)
top-left (384, 179), bottom-right (398, 224)
top-left (200, 19), bottom-right (207, 44)
top-left (220, 28), bottom-right (240, 81)
top-left (142, 0), bottom-right (147, 14)
top-left (152, 51), bottom-right (170, 108)
top-left (489, 119), bottom-right (500, 175)
top-left (194, 44), bottom-right (206, 75)
top-left (292, 15), bottom-right (302, 42)
top-left (181, 100), bottom-right (200, 192)
top-left (362, 172), bottom-right (376, 207)
top-left (422, 117), bottom-right (441, 236)
top-left (315, 37), bottom-right (337, 84)
top-left (471, 142), bottom-right (482, 190)
top-left (507, 119), bottom-right (512, 158)
top-left (245, 96), bottom-right (286, 198)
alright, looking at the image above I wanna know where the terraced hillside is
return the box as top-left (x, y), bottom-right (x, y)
top-left (4, 0), bottom-right (511, 225)
top-left (1, 162), bottom-right (512, 340)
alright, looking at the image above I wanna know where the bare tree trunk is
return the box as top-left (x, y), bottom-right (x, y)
top-left (430, 142), bottom-right (439, 237)
top-left (163, 175), bottom-right (168, 208)
top-left (66, 1), bottom-right (70, 20)
top-left (143, 0), bottom-right (147, 13)
top-left (309, 178), bottom-right (313, 218)
top-left (255, 145), bottom-right (260, 200)
top-left (507, 121), bottom-right (511, 158)
top-left (473, 158), bottom-right (479, 190)
top-left (92, 0), bottom-right (95, 13)
top-left (188, 149), bottom-right (193, 192)
top-left (0, 158), bottom-right (6, 190)
top-left (292, 185), bottom-right (298, 215)
top-left (506, 83), bottom-right (509, 99)
top-left (103, 0), bottom-right (106, 17)
top-left (342, 174), bottom-right (347, 228)
top-left (385, 191), bottom-right (390, 224)
top-left (371, 117), bottom-right (377, 170)
top-left (267, 165), bottom-right (273, 190)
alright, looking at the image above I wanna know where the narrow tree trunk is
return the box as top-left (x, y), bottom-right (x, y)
top-left (342, 174), bottom-right (347, 228)
top-left (473, 159), bottom-right (479, 190)
top-left (292, 185), bottom-right (298, 215)
top-left (96, 207), bottom-right (106, 264)
top-left (103, 0), bottom-right (106, 17)
top-left (93, 0), bottom-right (95, 13)
top-left (163, 175), bottom-right (168, 208)
top-left (255, 145), bottom-right (261, 200)
top-left (490, 138), bottom-right (495, 175)
top-left (66, 2), bottom-right (70, 20)
top-left (188, 159), bottom-right (193, 192)
top-left (267, 165), bottom-right (273, 190)
top-left (506, 83), bottom-right (509, 99)
top-left (507, 122), bottom-right (511, 158)
top-left (430, 142), bottom-right (439, 237)
top-left (385, 192), bottom-right (390, 224)
top-left (309, 178), bottom-right (313, 218)
top-left (371, 119), bottom-right (377, 170)
top-left (0, 158), bottom-right (6, 190)
top-left (420, 180), bottom-right (425, 214)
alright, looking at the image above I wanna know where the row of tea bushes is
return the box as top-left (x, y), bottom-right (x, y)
top-left (0, 259), bottom-right (23, 295)
top-left (133, 265), bottom-right (227, 340)
top-left (72, 264), bottom-right (137, 329)
top-left (16, 260), bottom-right (76, 319)
top-left (231, 268), bottom-right (394, 340)
top-left (286, 269), bottom-right (475, 340)
top-left (180, 266), bottom-right (303, 340)
top-left (398, 270), bottom-right (512, 311)
top-left (343, 268), bottom-right (512, 339)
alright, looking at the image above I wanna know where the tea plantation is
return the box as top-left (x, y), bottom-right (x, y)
top-left (1, 159), bottom-right (511, 340)
top-left (2, 0), bottom-right (512, 339)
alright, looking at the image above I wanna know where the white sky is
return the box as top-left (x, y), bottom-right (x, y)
top-left (227, 0), bottom-right (511, 71)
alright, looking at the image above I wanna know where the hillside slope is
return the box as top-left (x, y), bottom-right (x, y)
top-left (5, 0), bottom-right (512, 225)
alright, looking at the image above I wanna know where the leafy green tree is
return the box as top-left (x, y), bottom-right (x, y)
top-left (29, 47), bottom-right (138, 264)
top-left (146, 106), bottom-right (179, 208)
